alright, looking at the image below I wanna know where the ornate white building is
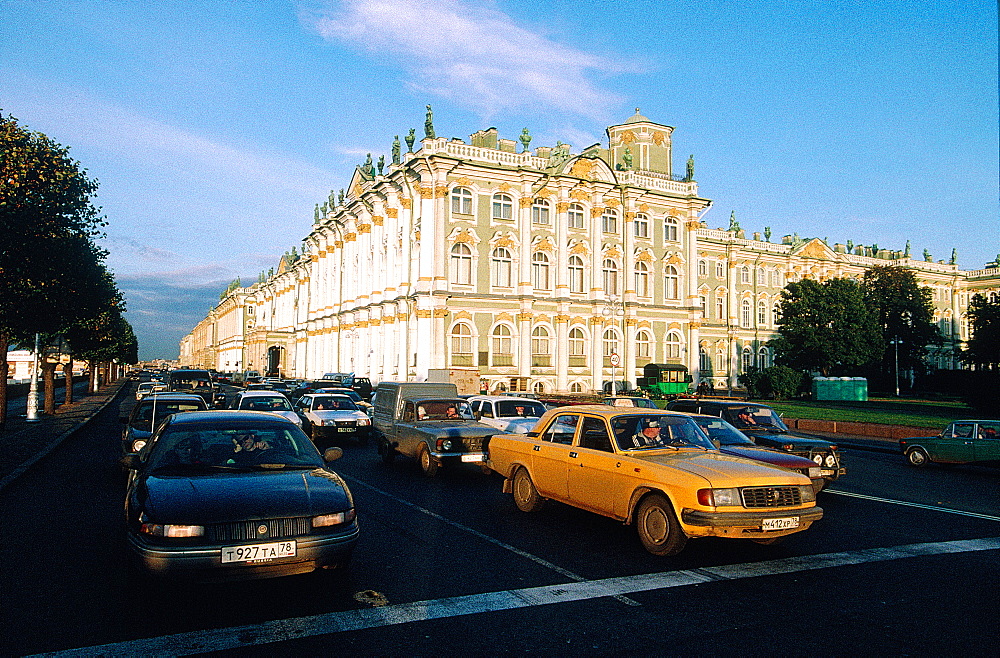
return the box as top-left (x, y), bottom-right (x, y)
top-left (179, 110), bottom-right (999, 393)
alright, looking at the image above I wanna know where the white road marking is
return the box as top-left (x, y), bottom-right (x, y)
top-left (826, 489), bottom-right (1000, 522)
top-left (41, 537), bottom-right (1000, 657)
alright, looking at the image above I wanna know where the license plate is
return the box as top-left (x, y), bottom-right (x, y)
top-left (762, 517), bottom-right (799, 531)
top-left (819, 469), bottom-right (834, 476)
top-left (221, 540), bottom-right (296, 564)
top-left (337, 427), bottom-right (355, 433)
top-left (461, 454), bottom-right (485, 462)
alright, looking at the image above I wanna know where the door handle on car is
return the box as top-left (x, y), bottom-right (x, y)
top-left (569, 452), bottom-right (578, 458)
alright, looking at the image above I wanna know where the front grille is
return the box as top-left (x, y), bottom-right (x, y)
top-left (741, 486), bottom-right (802, 508)
top-left (208, 517), bottom-right (312, 542)
top-left (335, 420), bottom-right (357, 428)
top-left (462, 437), bottom-right (484, 451)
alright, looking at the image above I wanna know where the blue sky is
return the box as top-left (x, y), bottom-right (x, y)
top-left (2, 0), bottom-right (997, 360)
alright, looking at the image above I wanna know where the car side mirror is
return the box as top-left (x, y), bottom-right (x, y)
top-left (712, 439), bottom-right (721, 449)
top-left (323, 447), bottom-right (344, 462)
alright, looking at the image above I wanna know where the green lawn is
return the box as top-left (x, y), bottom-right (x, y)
top-left (763, 398), bottom-right (974, 429)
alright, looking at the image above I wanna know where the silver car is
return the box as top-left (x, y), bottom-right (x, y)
top-left (468, 396), bottom-right (547, 434)
top-left (293, 393), bottom-right (372, 447)
top-left (229, 390), bottom-right (302, 426)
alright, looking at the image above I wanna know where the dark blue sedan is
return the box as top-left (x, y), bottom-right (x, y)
top-left (124, 410), bottom-right (358, 582)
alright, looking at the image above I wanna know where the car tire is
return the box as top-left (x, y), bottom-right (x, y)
top-left (635, 494), bottom-right (687, 557)
top-left (512, 467), bottom-right (544, 512)
top-left (419, 445), bottom-right (438, 477)
top-left (906, 446), bottom-right (931, 467)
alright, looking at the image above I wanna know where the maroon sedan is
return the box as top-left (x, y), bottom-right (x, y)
top-left (690, 414), bottom-right (826, 493)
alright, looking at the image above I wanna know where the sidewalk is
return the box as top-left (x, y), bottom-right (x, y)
top-left (0, 379), bottom-right (128, 491)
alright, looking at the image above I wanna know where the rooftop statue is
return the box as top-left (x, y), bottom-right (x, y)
top-left (392, 135), bottom-right (401, 164)
top-left (424, 105), bottom-right (435, 139)
top-left (519, 128), bottom-right (531, 153)
top-left (686, 154), bottom-right (694, 181)
top-left (621, 147), bottom-right (633, 170)
top-left (405, 128), bottom-right (415, 152)
top-left (728, 211), bottom-right (741, 233)
top-left (377, 154), bottom-right (385, 175)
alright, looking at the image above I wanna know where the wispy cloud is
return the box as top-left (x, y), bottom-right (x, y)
top-left (300, 0), bottom-right (639, 120)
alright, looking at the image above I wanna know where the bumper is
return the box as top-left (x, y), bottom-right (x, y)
top-left (430, 450), bottom-right (487, 463)
top-left (127, 523), bottom-right (359, 582)
top-left (680, 506), bottom-right (823, 539)
top-left (312, 425), bottom-right (371, 440)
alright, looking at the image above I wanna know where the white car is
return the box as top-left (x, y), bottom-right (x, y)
top-left (293, 393), bottom-right (372, 447)
top-left (135, 382), bottom-right (167, 400)
top-left (468, 396), bottom-right (547, 434)
top-left (228, 390), bottom-right (301, 426)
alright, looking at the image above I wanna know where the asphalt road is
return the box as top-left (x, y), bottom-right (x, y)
top-left (1, 387), bottom-right (998, 656)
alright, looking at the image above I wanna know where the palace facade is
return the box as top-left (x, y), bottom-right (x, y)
top-left (179, 110), bottom-right (999, 393)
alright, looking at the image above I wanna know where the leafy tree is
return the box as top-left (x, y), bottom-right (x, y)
top-left (769, 278), bottom-right (882, 376)
top-left (962, 294), bottom-right (1000, 370)
top-left (1, 110), bottom-right (110, 425)
top-left (861, 265), bottom-right (941, 383)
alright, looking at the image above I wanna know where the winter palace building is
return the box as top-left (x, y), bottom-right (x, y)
top-left (179, 110), bottom-right (999, 393)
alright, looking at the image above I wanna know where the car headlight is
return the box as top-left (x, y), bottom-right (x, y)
top-left (824, 454), bottom-right (837, 468)
top-left (356, 417), bottom-right (370, 426)
top-left (319, 418), bottom-right (336, 426)
top-left (131, 439), bottom-right (147, 452)
top-left (697, 488), bottom-right (741, 506)
top-left (438, 439), bottom-right (454, 451)
top-left (798, 485), bottom-right (816, 503)
top-left (812, 454), bottom-right (824, 466)
top-left (312, 509), bottom-right (356, 527)
top-left (140, 523), bottom-right (204, 538)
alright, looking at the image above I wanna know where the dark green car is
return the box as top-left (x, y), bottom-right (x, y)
top-left (900, 420), bottom-right (1000, 467)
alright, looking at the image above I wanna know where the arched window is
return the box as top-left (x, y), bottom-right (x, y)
top-left (740, 266), bottom-right (750, 284)
top-left (741, 346), bottom-right (754, 372)
top-left (450, 323), bottom-right (473, 366)
top-left (491, 324), bottom-right (513, 366)
top-left (568, 203), bottom-right (585, 229)
top-left (451, 187), bottom-right (473, 215)
top-left (757, 300), bottom-right (768, 326)
top-left (716, 345), bottom-right (728, 374)
top-left (772, 302), bottom-right (781, 327)
top-left (531, 199), bottom-right (550, 225)
top-left (491, 193), bottom-right (512, 221)
top-left (741, 299), bottom-right (752, 327)
top-left (602, 209), bottom-right (618, 234)
top-left (602, 328), bottom-right (620, 364)
top-left (491, 247), bottom-right (512, 288)
top-left (716, 294), bottom-right (726, 321)
top-left (699, 347), bottom-right (711, 373)
top-left (716, 260), bottom-right (724, 278)
top-left (603, 259), bottom-right (619, 295)
top-left (664, 217), bottom-right (679, 242)
top-left (756, 267), bottom-right (766, 285)
top-left (570, 381), bottom-right (584, 393)
top-left (568, 255), bottom-right (585, 293)
top-left (664, 331), bottom-right (682, 360)
top-left (531, 252), bottom-right (551, 290)
top-left (569, 327), bottom-right (586, 367)
top-left (758, 346), bottom-right (770, 368)
top-left (635, 261), bottom-right (650, 297)
top-left (636, 330), bottom-right (652, 360)
top-left (698, 259), bottom-right (708, 277)
top-left (634, 213), bottom-right (649, 238)
top-left (450, 243), bottom-right (473, 285)
top-left (664, 265), bottom-right (679, 300)
top-left (532, 380), bottom-right (548, 394)
top-left (531, 326), bottom-right (551, 366)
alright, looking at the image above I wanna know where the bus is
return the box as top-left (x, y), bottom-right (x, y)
top-left (637, 363), bottom-right (692, 397)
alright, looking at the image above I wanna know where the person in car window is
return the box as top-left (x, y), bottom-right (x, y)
top-left (737, 410), bottom-right (757, 425)
top-left (446, 405), bottom-right (460, 419)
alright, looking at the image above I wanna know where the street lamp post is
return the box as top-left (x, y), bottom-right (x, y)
top-left (602, 295), bottom-right (626, 394)
top-left (890, 336), bottom-right (903, 397)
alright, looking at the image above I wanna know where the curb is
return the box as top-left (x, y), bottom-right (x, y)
top-left (0, 382), bottom-right (128, 493)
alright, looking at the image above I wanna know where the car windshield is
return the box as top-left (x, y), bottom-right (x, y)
top-left (495, 401), bottom-right (546, 418)
top-left (311, 396), bottom-right (358, 411)
top-left (611, 415), bottom-right (715, 451)
top-left (146, 423), bottom-right (322, 474)
top-left (130, 401), bottom-right (204, 431)
top-left (723, 406), bottom-right (789, 432)
top-left (692, 418), bottom-right (755, 446)
top-left (417, 400), bottom-right (474, 421)
top-left (169, 376), bottom-right (212, 391)
top-left (239, 396), bottom-right (293, 412)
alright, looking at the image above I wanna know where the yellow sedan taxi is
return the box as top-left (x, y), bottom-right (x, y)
top-left (486, 406), bottom-right (822, 556)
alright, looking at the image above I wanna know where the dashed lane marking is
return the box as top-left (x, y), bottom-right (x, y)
top-left (39, 537), bottom-right (1000, 657)
top-left (826, 489), bottom-right (1000, 522)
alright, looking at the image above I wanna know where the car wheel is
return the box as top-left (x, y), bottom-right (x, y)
top-left (635, 494), bottom-right (687, 557)
top-left (512, 467), bottom-right (544, 512)
top-left (419, 445), bottom-right (438, 477)
top-left (906, 446), bottom-right (931, 467)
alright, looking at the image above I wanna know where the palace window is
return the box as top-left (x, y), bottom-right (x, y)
top-left (634, 213), bottom-right (649, 239)
top-left (635, 261), bottom-right (651, 297)
top-left (664, 265), bottom-right (679, 300)
top-left (450, 323), bottom-right (473, 366)
top-left (716, 260), bottom-right (725, 278)
top-left (450, 243), bottom-right (473, 285)
top-left (568, 255), bottom-right (585, 293)
top-left (602, 209), bottom-right (618, 234)
top-left (741, 266), bottom-right (750, 284)
top-left (451, 187), bottom-right (473, 215)
top-left (568, 203), bottom-right (585, 229)
top-left (531, 252), bottom-right (551, 290)
top-left (741, 299), bottom-right (752, 327)
top-left (491, 193), bottom-right (513, 221)
top-left (491, 247), bottom-right (512, 288)
top-left (603, 259), bottom-right (620, 296)
top-left (664, 217), bottom-right (679, 243)
top-left (636, 330), bottom-right (652, 360)
top-left (758, 300), bottom-right (768, 326)
top-left (531, 199), bottom-right (550, 225)
top-left (665, 331), bottom-right (682, 360)
top-left (492, 324), bottom-right (513, 366)
top-left (698, 259), bottom-right (708, 277)
top-left (531, 326), bottom-right (551, 366)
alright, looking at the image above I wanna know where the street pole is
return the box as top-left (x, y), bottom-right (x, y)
top-left (891, 337), bottom-right (902, 397)
top-left (26, 333), bottom-right (40, 422)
